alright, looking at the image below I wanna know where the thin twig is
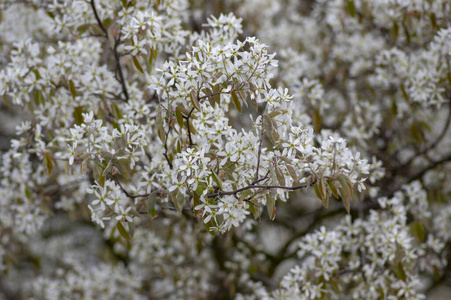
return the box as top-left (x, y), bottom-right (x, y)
top-left (90, 0), bottom-right (107, 37)
top-left (207, 183), bottom-right (311, 198)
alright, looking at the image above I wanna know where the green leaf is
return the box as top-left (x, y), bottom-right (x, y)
top-left (193, 191), bottom-right (200, 210)
top-left (69, 79), bottom-right (76, 100)
top-left (327, 180), bottom-right (339, 198)
top-left (390, 21), bottom-right (399, 43)
top-left (414, 222), bottom-right (425, 242)
top-left (231, 90), bottom-right (241, 113)
top-left (175, 191), bottom-right (185, 212)
top-left (286, 164), bottom-right (298, 183)
top-left (175, 108), bottom-right (184, 129)
top-left (211, 171), bottom-right (223, 190)
top-left (266, 194), bottom-right (276, 220)
top-left (212, 84), bottom-right (221, 105)
top-left (147, 192), bottom-right (156, 217)
top-left (339, 187), bottom-right (351, 214)
top-left (204, 219), bottom-right (216, 236)
top-left (347, 0), bottom-right (356, 18)
top-left (337, 174), bottom-right (354, 198)
top-left (319, 177), bottom-right (329, 208)
top-left (112, 103), bottom-right (122, 119)
top-left (275, 165), bottom-right (285, 186)
top-left (73, 106), bottom-right (84, 125)
top-left (116, 221), bottom-right (130, 241)
top-left (397, 261), bottom-right (406, 282)
top-left (314, 183), bottom-right (324, 201)
top-left (45, 152), bottom-right (53, 175)
top-left (190, 90), bottom-right (201, 111)
top-left (248, 201), bottom-right (259, 220)
top-left (132, 56), bottom-right (144, 73)
top-left (128, 221), bottom-right (135, 238)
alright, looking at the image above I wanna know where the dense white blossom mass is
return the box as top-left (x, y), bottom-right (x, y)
top-left (0, 0), bottom-right (450, 299)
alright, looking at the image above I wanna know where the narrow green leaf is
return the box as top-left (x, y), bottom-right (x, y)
top-left (327, 180), bottom-right (339, 198)
top-left (193, 191), bottom-right (200, 210)
top-left (414, 222), bottom-right (425, 242)
top-left (248, 201), bottom-right (259, 220)
top-left (175, 191), bottom-right (185, 212)
top-left (397, 261), bottom-right (406, 282)
top-left (116, 221), bottom-right (130, 240)
top-left (231, 90), bottom-right (241, 113)
top-left (211, 171), bottom-right (223, 190)
top-left (175, 108), bottom-right (184, 128)
top-left (128, 221), bottom-right (135, 238)
top-left (190, 90), bottom-right (201, 111)
top-left (73, 106), bottom-right (84, 124)
top-left (339, 187), bottom-right (351, 214)
top-left (314, 183), bottom-right (324, 202)
top-left (148, 192), bottom-right (156, 217)
top-left (266, 194), bottom-right (276, 220)
top-left (275, 165), bottom-right (285, 186)
top-left (132, 56), bottom-right (144, 73)
top-left (45, 152), bottom-right (53, 175)
top-left (286, 164), bottom-right (298, 183)
top-left (337, 174), bottom-right (353, 199)
top-left (347, 0), bottom-right (356, 18)
top-left (69, 79), bottom-right (76, 100)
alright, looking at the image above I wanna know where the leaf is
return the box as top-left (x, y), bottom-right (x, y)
top-left (286, 164), bottom-right (298, 183)
top-left (80, 158), bottom-right (89, 175)
top-left (175, 191), bottom-right (185, 212)
top-left (193, 191), bottom-right (200, 210)
top-left (45, 152), bottom-right (53, 175)
top-left (275, 165), bottom-right (285, 186)
top-left (190, 90), bottom-right (201, 111)
top-left (175, 108), bottom-right (184, 129)
top-left (32, 89), bottom-right (39, 105)
top-left (337, 174), bottom-right (353, 198)
top-left (319, 177), bottom-right (329, 208)
top-left (248, 201), bottom-right (259, 220)
top-left (147, 192), bottom-right (156, 217)
top-left (397, 261), bottom-right (406, 282)
top-left (433, 265), bottom-right (441, 281)
top-left (313, 109), bottom-right (321, 133)
top-left (327, 180), bottom-right (339, 198)
top-left (212, 84), bottom-right (221, 105)
top-left (204, 219), bottom-right (216, 236)
top-left (211, 171), bottom-right (223, 190)
top-left (69, 79), bottom-right (76, 100)
top-left (414, 222), bottom-right (425, 242)
top-left (132, 56), bottom-right (144, 73)
top-left (347, 0), bottom-right (356, 18)
top-left (390, 21), bottom-right (399, 43)
top-left (339, 187), bottom-right (351, 214)
top-left (231, 90), bottom-right (241, 113)
top-left (128, 221), bottom-right (135, 238)
top-left (266, 194), bottom-right (276, 220)
top-left (112, 103), bottom-right (122, 119)
top-left (116, 221), bottom-right (130, 241)
top-left (314, 183), bottom-right (324, 201)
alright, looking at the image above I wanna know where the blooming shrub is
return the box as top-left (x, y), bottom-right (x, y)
top-left (0, 0), bottom-right (450, 299)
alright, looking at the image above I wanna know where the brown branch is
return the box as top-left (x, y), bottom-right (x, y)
top-left (90, 0), bottom-right (107, 37)
top-left (206, 183), bottom-right (311, 198)
top-left (112, 174), bottom-right (156, 199)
